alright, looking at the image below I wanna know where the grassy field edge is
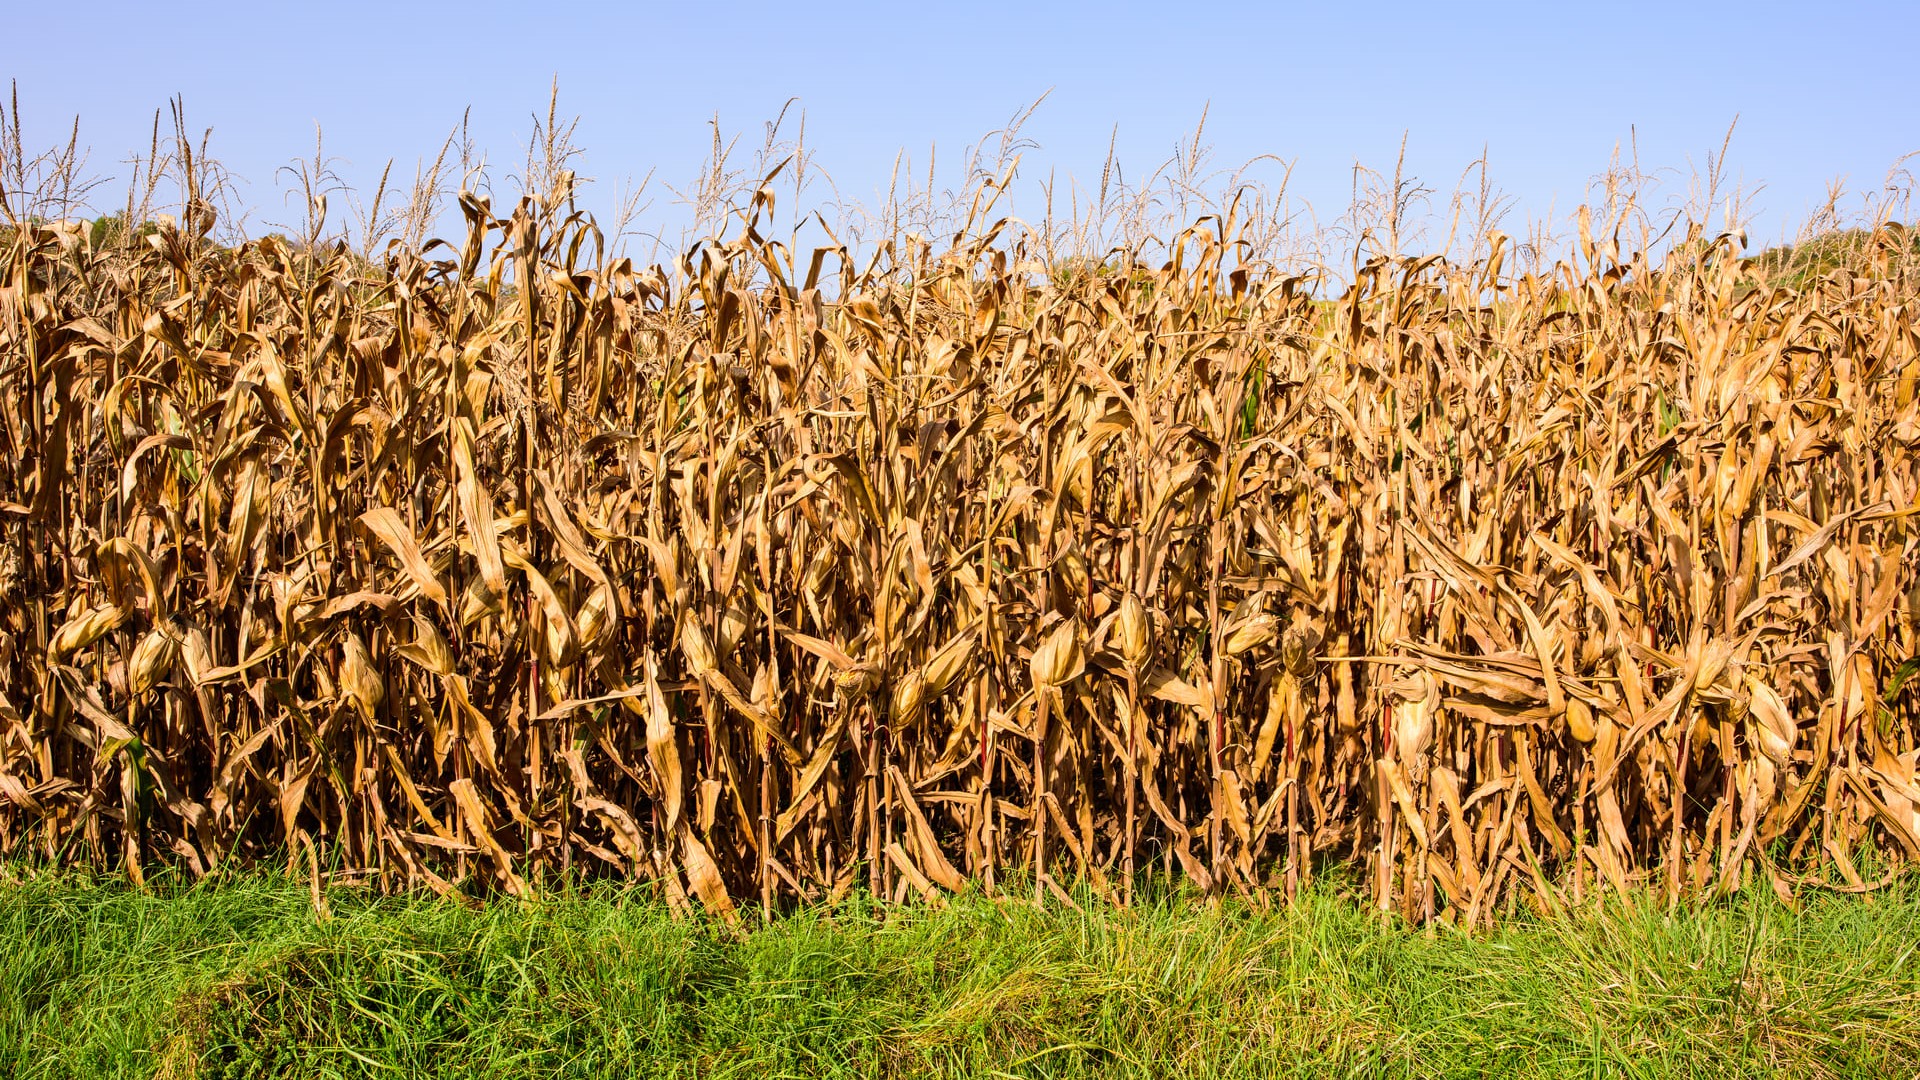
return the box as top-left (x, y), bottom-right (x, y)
top-left (5, 869), bottom-right (1919, 1078)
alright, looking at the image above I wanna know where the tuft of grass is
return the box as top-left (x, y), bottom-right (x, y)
top-left (4, 869), bottom-right (1919, 1079)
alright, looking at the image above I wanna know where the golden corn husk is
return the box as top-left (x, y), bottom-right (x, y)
top-left (1280, 615), bottom-right (1320, 679)
top-left (1030, 619), bottom-right (1084, 689)
top-left (340, 633), bottom-right (385, 720)
top-left (575, 585), bottom-right (615, 653)
top-left (891, 669), bottom-right (927, 725)
top-left (679, 618), bottom-right (717, 679)
top-left (1115, 594), bottom-right (1151, 671)
top-left (1388, 668), bottom-right (1438, 768)
top-left (128, 626), bottom-right (179, 697)
top-left (1224, 612), bottom-right (1279, 656)
top-left (835, 662), bottom-right (882, 698)
top-left (1749, 677), bottom-right (1796, 768)
top-left (49, 604), bottom-right (126, 659)
top-left (1566, 696), bottom-right (1597, 743)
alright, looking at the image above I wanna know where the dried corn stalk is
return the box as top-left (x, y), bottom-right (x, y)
top-left (1, 184), bottom-right (1917, 925)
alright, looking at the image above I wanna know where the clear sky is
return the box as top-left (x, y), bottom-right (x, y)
top-left (7, 0), bottom-right (1917, 255)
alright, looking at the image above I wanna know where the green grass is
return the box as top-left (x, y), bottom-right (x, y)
top-left (4, 869), bottom-right (1919, 1079)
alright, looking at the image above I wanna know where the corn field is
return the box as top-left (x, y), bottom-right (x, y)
top-left (2, 173), bottom-right (1919, 925)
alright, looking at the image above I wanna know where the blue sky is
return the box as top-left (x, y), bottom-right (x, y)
top-left (7, 1), bottom-right (1917, 254)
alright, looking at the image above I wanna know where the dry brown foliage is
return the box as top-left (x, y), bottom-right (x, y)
top-left (3, 170), bottom-right (1919, 925)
